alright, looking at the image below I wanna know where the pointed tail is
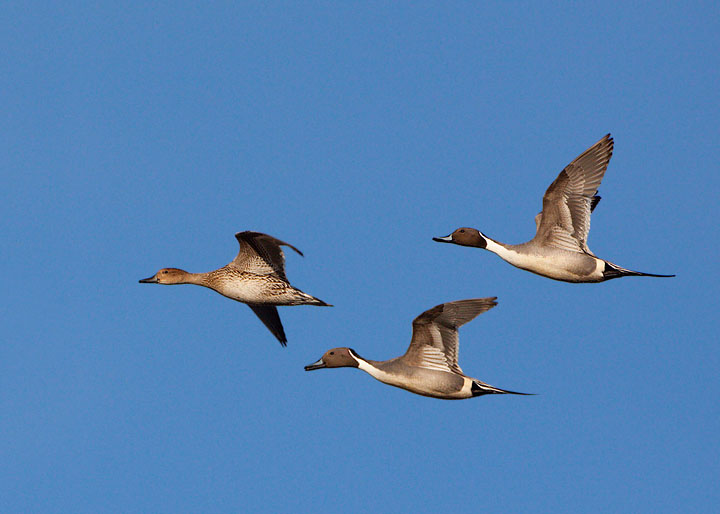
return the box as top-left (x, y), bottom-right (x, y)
top-left (301, 290), bottom-right (333, 306)
top-left (310, 297), bottom-right (333, 307)
top-left (603, 261), bottom-right (675, 281)
top-left (286, 288), bottom-right (333, 307)
top-left (472, 381), bottom-right (534, 397)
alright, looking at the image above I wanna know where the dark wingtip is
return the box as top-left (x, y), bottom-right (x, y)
top-left (282, 242), bottom-right (304, 257)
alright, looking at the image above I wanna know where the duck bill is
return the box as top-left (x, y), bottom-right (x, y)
top-left (432, 234), bottom-right (453, 243)
top-left (304, 358), bottom-right (327, 371)
top-left (138, 275), bottom-right (158, 283)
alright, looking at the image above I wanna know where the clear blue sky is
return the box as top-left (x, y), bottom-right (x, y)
top-left (2, 2), bottom-right (718, 512)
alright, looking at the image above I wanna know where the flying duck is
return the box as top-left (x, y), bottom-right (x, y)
top-left (305, 298), bottom-right (528, 399)
top-left (433, 134), bottom-right (675, 282)
top-left (140, 231), bottom-right (331, 345)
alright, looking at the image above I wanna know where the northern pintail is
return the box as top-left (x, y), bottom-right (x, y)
top-left (305, 298), bottom-right (528, 399)
top-left (433, 134), bottom-right (675, 283)
top-left (139, 231), bottom-right (331, 346)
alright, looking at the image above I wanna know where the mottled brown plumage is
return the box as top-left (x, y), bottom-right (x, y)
top-left (139, 231), bottom-right (331, 345)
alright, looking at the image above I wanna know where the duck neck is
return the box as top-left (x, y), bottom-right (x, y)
top-left (482, 235), bottom-right (507, 255)
top-left (355, 357), bottom-right (381, 376)
top-left (181, 272), bottom-right (211, 286)
top-left (355, 357), bottom-right (409, 391)
top-left (483, 237), bottom-right (528, 268)
top-left (356, 357), bottom-right (395, 381)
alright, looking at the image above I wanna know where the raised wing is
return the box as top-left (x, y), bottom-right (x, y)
top-left (403, 298), bottom-right (498, 375)
top-left (533, 134), bottom-right (613, 254)
top-left (231, 231), bottom-right (303, 280)
top-left (534, 196), bottom-right (601, 231)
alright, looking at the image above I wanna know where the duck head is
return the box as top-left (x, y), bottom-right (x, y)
top-left (139, 268), bottom-right (190, 284)
top-left (433, 227), bottom-right (487, 248)
top-left (304, 348), bottom-right (361, 371)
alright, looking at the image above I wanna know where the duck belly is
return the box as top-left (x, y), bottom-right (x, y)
top-left (496, 247), bottom-right (603, 283)
top-left (362, 363), bottom-right (469, 399)
top-left (213, 275), bottom-right (306, 305)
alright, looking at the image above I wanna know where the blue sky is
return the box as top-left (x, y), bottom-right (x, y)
top-left (2, 2), bottom-right (718, 512)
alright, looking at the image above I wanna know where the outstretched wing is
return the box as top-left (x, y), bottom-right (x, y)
top-left (231, 231), bottom-right (303, 280)
top-left (533, 134), bottom-right (613, 254)
top-left (402, 298), bottom-right (498, 375)
top-left (247, 304), bottom-right (287, 346)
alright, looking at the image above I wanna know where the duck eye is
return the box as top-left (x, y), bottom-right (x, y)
top-left (330, 351), bottom-right (335, 355)
top-left (460, 229), bottom-right (465, 233)
top-left (162, 270), bottom-right (168, 274)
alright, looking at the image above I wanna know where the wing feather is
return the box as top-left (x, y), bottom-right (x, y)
top-left (403, 298), bottom-right (498, 375)
top-left (231, 231), bottom-right (303, 280)
top-left (247, 304), bottom-right (287, 346)
top-left (534, 135), bottom-right (613, 254)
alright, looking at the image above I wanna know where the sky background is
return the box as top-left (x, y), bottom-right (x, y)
top-left (2, 2), bottom-right (718, 512)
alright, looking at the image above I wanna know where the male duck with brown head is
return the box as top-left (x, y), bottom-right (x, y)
top-left (305, 298), bottom-right (529, 400)
top-left (434, 134), bottom-right (675, 283)
top-left (140, 231), bottom-right (331, 346)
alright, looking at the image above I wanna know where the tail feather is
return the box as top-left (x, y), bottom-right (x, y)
top-left (472, 381), bottom-right (533, 397)
top-left (303, 294), bottom-right (332, 307)
top-left (603, 261), bottom-right (675, 280)
top-left (286, 288), bottom-right (333, 306)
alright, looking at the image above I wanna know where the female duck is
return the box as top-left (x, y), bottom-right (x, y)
top-left (140, 231), bottom-right (331, 346)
